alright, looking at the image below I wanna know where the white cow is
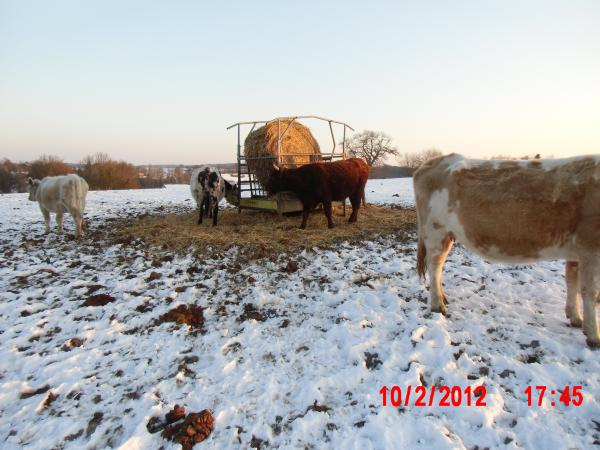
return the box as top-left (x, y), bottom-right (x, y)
top-left (27, 174), bottom-right (89, 238)
top-left (414, 153), bottom-right (600, 347)
top-left (190, 166), bottom-right (238, 226)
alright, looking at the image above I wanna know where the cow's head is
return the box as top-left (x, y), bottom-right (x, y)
top-left (265, 164), bottom-right (286, 194)
top-left (27, 177), bottom-right (40, 201)
top-left (224, 179), bottom-right (239, 206)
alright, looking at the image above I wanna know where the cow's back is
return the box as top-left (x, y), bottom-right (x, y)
top-left (302, 158), bottom-right (368, 200)
top-left (37, 174), bottom-right (88, 213)
top-left (414, 154), bottom-right (600, 261)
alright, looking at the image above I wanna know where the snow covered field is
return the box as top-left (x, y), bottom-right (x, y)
top-left (1, 178), bottom-right (599, 450)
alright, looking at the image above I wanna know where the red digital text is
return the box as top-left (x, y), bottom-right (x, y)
top-left (379, 385), bottom-right (487, 407)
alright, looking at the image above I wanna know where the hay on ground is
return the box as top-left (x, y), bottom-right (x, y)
top-left (244, 120), bottom-right (321, 188)
top-left (109, 205), bottom-right (416, 259)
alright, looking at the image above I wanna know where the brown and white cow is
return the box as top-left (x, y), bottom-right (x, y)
top-left (414, 153), bottom-right (600, 347)
top-left (27, 174), bottom-right (89, 238)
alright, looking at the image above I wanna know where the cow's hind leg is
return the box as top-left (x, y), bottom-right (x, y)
top-left (348, 192), bottom-right (361, 224)
top-left (565, 261), bottom-right (582, 327)
top-left (427, 233), bottom-right (454, 315)
top-left (41, 209), bottom-right (51, 234)
top-left (70, 209), bottom-right (84, 239)
top-left (580, 257), bottom-right (600, 348)
top-left (323, 200), bottom-right (334, 228)
top-left (56, 212), bottom-right (64, 234)
top-left (197, 194), bottom-right (205, 225)
top-left (212, 196), bottom-right (219, 226)
top-left (300, 200), bottom-right (315, 229)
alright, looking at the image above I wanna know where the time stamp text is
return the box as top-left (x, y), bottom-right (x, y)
top-left (379, 385), bottom-right (584, 407)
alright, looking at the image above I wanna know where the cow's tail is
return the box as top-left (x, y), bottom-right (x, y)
top-left (415, 192), bottom-right (427, 280)
top-left (417, 235), bottom-right (427, 281)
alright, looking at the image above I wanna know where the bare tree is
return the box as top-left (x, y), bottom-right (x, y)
top-left (400, 148), bottom-right (443, 169)
top-left (490, 153), bottom-right (543, 160)
top-left (78, 153), bottom-right (139, 190)
top-left (343, 130), bottom-right (398, 167)
top-left (29, 154), bottom-right (73, 179)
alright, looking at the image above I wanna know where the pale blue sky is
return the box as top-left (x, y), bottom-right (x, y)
top-left (1, 0), bottom-right (599, 164)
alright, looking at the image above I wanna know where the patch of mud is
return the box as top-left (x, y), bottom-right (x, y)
top-left (237, 303), bottom-right (278, 323)
top-left (82, 294), bottom-right (116, 307)
top-left (364, 352), bottom-right (382, 370)
top-left (156, 305), bottom-right (205, 332)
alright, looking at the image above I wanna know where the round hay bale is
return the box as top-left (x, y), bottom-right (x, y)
top-left (244, 120), bottom-right (321, 187)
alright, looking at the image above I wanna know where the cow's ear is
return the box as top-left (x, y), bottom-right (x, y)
top-left (28, 177), bottom-right (33, 185)
top-left (272, 164), bottom-right (280, 172)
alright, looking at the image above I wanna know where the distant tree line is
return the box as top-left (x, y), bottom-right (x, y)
top-left (0, 153), bottom-right (192, 194)
top-left (400, 148), bottom-right (443, 169)
top-left (0, 147), bottom-right (548, 193)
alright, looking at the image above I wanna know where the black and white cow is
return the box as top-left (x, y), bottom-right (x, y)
top-left (190, 166), bottom-right (238, 226)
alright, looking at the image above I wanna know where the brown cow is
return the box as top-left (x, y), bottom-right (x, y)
top-left (414, 153), bottom-right (600, 347)
top-left (265, 158), bottom-right (370, 229)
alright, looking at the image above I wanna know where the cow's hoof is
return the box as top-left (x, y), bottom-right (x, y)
top-left (585, 338), bottom-right (600, 349)
top-left (328, 224), bottom-right (334, 229)
top-left (431, 306), bottom-right (447, 316)
top-left (568, 317), bottom-right (583, 328)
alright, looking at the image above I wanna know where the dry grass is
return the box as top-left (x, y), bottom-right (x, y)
top-left (244, 120), bottom-right (321, 187)
top-left (110, 205), bottom-right (416, 258)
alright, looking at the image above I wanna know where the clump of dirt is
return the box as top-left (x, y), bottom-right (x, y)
top-left (82, 294), bottom-right (116, 307)
top-left (156, 305), bottom-right (205, 332)
top-left (86, 412), bottom-right (104, 437)
top-left (152, 255), bottom-right (174, 268)
top-left (86, 285), bottom-right (104, 295)
top-left (364, 352), bottom-right (382, 370)
top-left (186, 265), bottom-right (201, 276)
top-left (115, 235), bottom-right (135, 245)
top-left (250, 435), bottom-right (268, 449)
top-left (146, 271), bottom-right (162, 282)
top-left (166, 404), bottom-right (186, 423)
top-left (20, 385), bottom-right (51, 399)
top-left (147, 405), bottom-right (214, 450)
top-left (62, 338), bottom-right (84, 351)
top-left (282, 260), bottom-right (299, 273)
top-left (307, 401), bottom-right (331, 413)
top-left (135, 301), bottom-right (155, 313)
top-left (39, 391), bottom-right (58, 412)
top-left (237, 304), bottom-right (277, 322)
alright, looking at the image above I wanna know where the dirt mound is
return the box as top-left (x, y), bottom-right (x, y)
top-left (237, 303), bottom-right (278, 323)
top-left (147, 405), bottom-right (214, 450)
top-left (82, 294), bottom-right (115, 307)
top-left (156, 305), bottom-right (205, 332)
